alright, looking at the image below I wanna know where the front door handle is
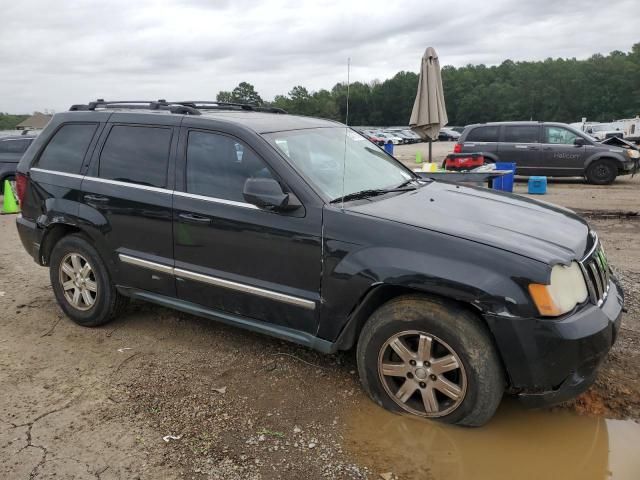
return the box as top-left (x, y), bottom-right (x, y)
top-left (178, 212), bottom-right (211, 224)
top-left (84, 194), bottom-right (109, 203)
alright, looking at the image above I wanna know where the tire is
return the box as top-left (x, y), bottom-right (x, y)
top-left (585, 159), bottom-right (617, 185)
top-left (49, 234), bottom-right (127, 327)
top-left (356, 295), bottom-right (504, 427)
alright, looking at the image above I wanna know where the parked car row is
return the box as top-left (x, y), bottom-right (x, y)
top-left (355, 126), bottom-right (468, 145)
top-left (355, 128), bottom-right (423, 145)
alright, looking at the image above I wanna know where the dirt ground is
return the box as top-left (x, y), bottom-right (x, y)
top-left (1, 174), bottom-right (639, 479)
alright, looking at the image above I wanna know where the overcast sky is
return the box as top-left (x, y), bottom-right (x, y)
top-left (1, 0), bottom-right (638, 113)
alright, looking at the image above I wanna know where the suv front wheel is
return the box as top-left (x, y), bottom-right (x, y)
top-left (586, 159), bottom-right (617, 185)
top-left (356, 295), bottom-right (504, 427)
top-left (50, 234), bottom-right (127, 327)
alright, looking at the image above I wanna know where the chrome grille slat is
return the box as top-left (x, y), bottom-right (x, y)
top-left (579, 235), bottom-right (610, 307)
top-left (580, 263), bottom-right (598, 304)
top-left (589, 261), bottom-right (603, 300)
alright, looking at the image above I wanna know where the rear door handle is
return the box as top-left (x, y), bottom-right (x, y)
top-left (83, 194), bottom-right (109, 203)
top-left (178, 212), bottom-right (211, 224)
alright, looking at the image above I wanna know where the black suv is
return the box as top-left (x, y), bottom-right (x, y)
top-left (15, 101), bottom-right (623, 426)
top-left (456, 121), bottom-right (638, 184)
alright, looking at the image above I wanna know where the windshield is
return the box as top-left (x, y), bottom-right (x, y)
top-left (264, 127), bottom-right (413, 201)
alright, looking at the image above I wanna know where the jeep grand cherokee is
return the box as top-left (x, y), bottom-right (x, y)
top-left (15, 100), bottom-right (623, 426)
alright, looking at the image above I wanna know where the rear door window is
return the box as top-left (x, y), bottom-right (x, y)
top-left (503, 125), bottom-right (540, 143)
top-left (99, 125), bottom-right (172, 188)
top-left (186, 131), bottom-right (275, 203)
top-left (37, 123), bottom-right (98, 173)
top-left (465, 126), bottom-right (499, 142)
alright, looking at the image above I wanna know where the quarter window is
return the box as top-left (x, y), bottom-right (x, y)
top-left (504, 126), bottom-right (539, 143)
top-left (465, 126), bottom-right (499, 142)
top-left (37, 123), bottom-right (98, 173)
top-left (544, 126), bottom-right (580, 145)
top-left (99, 125), bottom-right (172, 188)
top-left (186, 131), bottom-right (275, 202)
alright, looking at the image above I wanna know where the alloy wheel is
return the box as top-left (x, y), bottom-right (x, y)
top-left (59, 253), bottom-right (98, 311)
top-left (378, 330), bottom-right (467, 417)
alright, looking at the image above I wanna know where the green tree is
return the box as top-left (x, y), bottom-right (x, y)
top-left (216, 82), bottom-right (264, 105)
top-left (232, 82), bottom-right (263, 105)
top-left (216, 91), bottom-right (233, 103)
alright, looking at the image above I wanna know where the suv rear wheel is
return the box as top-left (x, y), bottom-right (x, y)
top-left (50, 234), bottom-right (127, 327)
top-left (586, 159), bottom-right (617, 185)
top-left (356, 295), bottom-right (504, 427)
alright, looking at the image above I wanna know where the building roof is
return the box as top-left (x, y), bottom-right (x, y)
top-left (16, 112), bottom-right (53, 130)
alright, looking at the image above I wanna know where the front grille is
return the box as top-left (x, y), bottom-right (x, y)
top-left (579, 238), bottom-right (611, 306)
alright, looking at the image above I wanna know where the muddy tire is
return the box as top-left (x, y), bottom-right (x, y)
top-left (49, 234), bottom-right (127, 327)
top-left (356, 295), bottom-right (504, 427)
top-left (585, 159), bottom-right (617, 185)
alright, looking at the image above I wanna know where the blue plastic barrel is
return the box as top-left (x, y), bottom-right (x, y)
top-left (384, 141), bottom-right (394, 155)
top-left (528, 176), bottom-right (547, 194)
top-left (492, 162), bottom-right (516, 192)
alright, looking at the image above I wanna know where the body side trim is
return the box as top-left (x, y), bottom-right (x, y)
top-left (117, 253), bottom-right (316, 310)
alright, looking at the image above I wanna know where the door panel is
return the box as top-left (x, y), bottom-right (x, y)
top-left (82, 122), bottom-right (177, 296)
top-left (173, 129), bottom-right (322, 334)
top-left (540, 126), bottom-right (587, 176)
top-left (498, 125), bottom-right (541, 174)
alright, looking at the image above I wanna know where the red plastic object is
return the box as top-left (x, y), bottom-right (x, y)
top-left (444, 153), bottom-right (485, 171)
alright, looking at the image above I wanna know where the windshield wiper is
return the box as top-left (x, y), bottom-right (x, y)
top-left (396, 177), bottom-right (422, 188)
top-left (330, 186), bottom-right (415, 204)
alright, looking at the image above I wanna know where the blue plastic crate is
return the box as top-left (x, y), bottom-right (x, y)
top-left (528, 176), bottom-right (547, 194)
top-left (492, 162), bottom-right (515, 192)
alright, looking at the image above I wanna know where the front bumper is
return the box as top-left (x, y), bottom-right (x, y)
top-left (620, 157), bottom-right (638, 173)
top-left (484, 277), bottom-right (623, 408)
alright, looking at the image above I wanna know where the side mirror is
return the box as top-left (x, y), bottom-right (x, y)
top-left (574, 137), bottom-right (587, 146)
top-left (243, 177), bottom-right (301, 211)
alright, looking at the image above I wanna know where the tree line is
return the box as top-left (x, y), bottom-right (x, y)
top-left (217, 43), bottom-right (640, 126)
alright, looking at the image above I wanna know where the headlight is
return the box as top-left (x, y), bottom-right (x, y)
top-left (626, 149), bottom-right (639, 159)
top-left (529, 262), bottom-right (588, 316)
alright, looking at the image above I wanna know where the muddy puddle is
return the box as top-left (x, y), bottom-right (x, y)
top-left (346, 400), bottom-right (640, 479)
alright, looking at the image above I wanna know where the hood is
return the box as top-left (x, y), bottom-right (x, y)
top-left (348, 181), bottom-right (590, 265)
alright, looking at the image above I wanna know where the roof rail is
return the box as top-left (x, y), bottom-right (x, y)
top-left (69, 99), bottom-right (287, 115)
top-left (171, 101), bottom-right (287, 114)
top-left (69, 99), bottom-right (201, 116)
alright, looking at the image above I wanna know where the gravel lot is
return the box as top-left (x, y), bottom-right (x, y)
top-left (1, 173), bottom-right (639, 479)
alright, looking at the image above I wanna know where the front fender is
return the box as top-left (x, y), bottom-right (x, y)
top-left (317, 209), bottom-right (549, 342)
top-left (584, 149), bottom-right (627, 169)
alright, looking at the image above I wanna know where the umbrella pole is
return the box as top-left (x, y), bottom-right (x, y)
top-left (428, 139), bottom-right (432, 163)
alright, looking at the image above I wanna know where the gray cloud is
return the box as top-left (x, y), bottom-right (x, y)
top-left (0, 0), bottom-right (637, 113)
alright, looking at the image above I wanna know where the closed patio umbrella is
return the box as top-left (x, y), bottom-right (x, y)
top-left (409, 47), bottom-right (448, 162)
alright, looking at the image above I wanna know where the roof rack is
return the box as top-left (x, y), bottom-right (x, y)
top-left (69, 99), bottom-right (287, 115)
top-left (171, 101), bottom-right (287, 114)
